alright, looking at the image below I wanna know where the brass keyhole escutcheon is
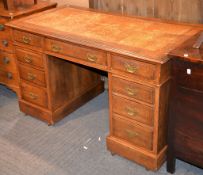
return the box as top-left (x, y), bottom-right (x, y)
top-left (27, 73), bottom-right (36, 81)
top-left (125, 87), bottom-right (137, 96)
top-left (7, 72), bottom-right (13, 79)
top-left (87, 54), bottom-right (97, 63)
top-left (0, 24), bottom-right (5, 31)
top-left (22, 36), bottom-right (31, 44)
top-left (125, 129), bottom-right (139, 138)
top-left (24, 56), bottom-right (32, 63)
top-left (29, 93), bottom-right (38, 100)
top-left (3, 57), bottom-right (10, 64)
top-left (52, 45), bottom-right (61, 53)
top-left (124, 63), bottom-right (137, 74)
top-left (126, 107), bottom-right (138, 117)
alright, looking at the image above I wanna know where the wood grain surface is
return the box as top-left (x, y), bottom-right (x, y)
top-left (90, 0), bottom-right (203, 24)
top-left (7, 7), bottom-right (202, 64)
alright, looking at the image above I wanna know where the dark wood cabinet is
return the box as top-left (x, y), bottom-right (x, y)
top-left (167, 33), bottom-right (203, 173)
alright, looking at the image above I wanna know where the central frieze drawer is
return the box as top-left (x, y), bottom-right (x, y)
top-left (13, 30), bottom-right (43, 48)
top-left (45, 39), bottom-right (107, 66)
top-left (112, 76), bottom-right (155, 104)
top-left (111, 54), bottom-right (157, 80)
top-left (113, 115), bottom-right (153, 150)
top-left (16, 48), bottom-right (44, 69)
top-left (112, 95), bottom-right (154, 126)
top-left (21, 82), bottom-right (48, 108)
top-left (19, 64), bottom-right (46, 87)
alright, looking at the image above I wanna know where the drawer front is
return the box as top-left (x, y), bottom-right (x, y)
top-left (45, 39), bottom-right (107, 66)
top-left (19, 64), bottom-right (46, 87)
top-left (112, 76), bottom-right (155, 104)
top-left (21, 82), bottom-right (48, 108)
top-left (113, 115), bottom-right (153, 150)
top-left (0, 69), bottom-right (18, 86)
top-left (0, 52), bottom-right (17, 72)
top-left (16, 48), bottom-right (44, 68)
top-left (111, 54), bottom-right (157, 80)
top-left (173, 60), bottom-right (203, 91)
top-left (13, 30), bottom-right (43, 48)
top-left (112, 95), bottom-right (154, 126)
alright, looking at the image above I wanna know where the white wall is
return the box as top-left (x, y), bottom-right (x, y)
top-left (52, 0), bottom-right (89, 7)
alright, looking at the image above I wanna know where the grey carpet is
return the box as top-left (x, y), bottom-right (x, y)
top-left (0, 84), bottom-right (202, 175)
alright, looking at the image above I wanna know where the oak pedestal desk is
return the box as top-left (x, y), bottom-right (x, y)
top-left (0, 1), bottom-right (57, 94)
top-left (6, 6), bottom-right (203, 170)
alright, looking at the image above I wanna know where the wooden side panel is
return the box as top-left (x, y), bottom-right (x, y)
top-left (96, 0), bottom-right (122, 13)
top-left (157, 80), bottom-right (170, 152)
top-left (154, 0), bottom-right (203, 23)
top-left (123, 0), bottom-right (154, 17)
top-left (47, 56), bottom-right (102, 111)
top-left (92, 0), bottom-right (203, 23)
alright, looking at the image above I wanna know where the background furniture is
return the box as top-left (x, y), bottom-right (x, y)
top-left (7, 6), bottom-right (203, 170)
top-left (0, 0), bottom-right (57, 94)
top-left (2, 0), bottom-right (38, 10)
top-left (167, 32), bottom-right (203, 173)
top-left (89, 0), bottom-right (203, 24)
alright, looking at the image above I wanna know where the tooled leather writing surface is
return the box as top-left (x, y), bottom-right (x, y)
top-left (7, 6), bottom-right (202, 64)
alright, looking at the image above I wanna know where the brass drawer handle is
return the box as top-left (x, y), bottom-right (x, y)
top-left (29, 93), bottom-right (38, 100)
top-left (22, 36), bottom-right (31, 44)
top-left (52, 45), bottom-right (61, 52)
top-left (126, 107), bottom-right (138, 117)
top-left (27, 73), bottom-right (36, 81)
top-left (3, 57), bottom-right (10, 64)
top-left (125, 129), bottom-right (139, 138)
top-left (7, 72), bottom-right (13, 79)
top-left (126, 87), bottom-right (137, 96)
top-left (2, 40), bottom-right (8, 47)
top-left (24, 56), bottom-right (32, 63)
top-left (87, 54), bottom-right (97, 63)
top-left (0, 24), bottom-right (5, 31)
top-left (124, 63), bottom-right (137, 73)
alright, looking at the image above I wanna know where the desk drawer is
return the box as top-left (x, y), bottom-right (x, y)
top-left (111, 54), bottom-right (157, 80)
top-left (112, 76), bottom-right (155, 104)
top-left (0, 52), bottom-right (17, 72)
top-left (113, 115), bottom-right (153, 150)
top-left (0, 69), bottom-right (18, 86)
top-left (173, 60), bottom-right (203, 91)
top-left (45, 39), bottom-right (107, 66)
top-left (21, 82), bottom-right (48, 108)
top-left (13, 30), bottom-right (43, 48)
top-left (16, 48), bottom-right (44, 69)
top-left (112, 95), bottom-right (154, 126)
top-left (19, 64), bottom-right (46, 87)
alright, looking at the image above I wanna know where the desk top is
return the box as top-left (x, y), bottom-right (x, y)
top-left (7, 6), bottom-right (203, 63)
